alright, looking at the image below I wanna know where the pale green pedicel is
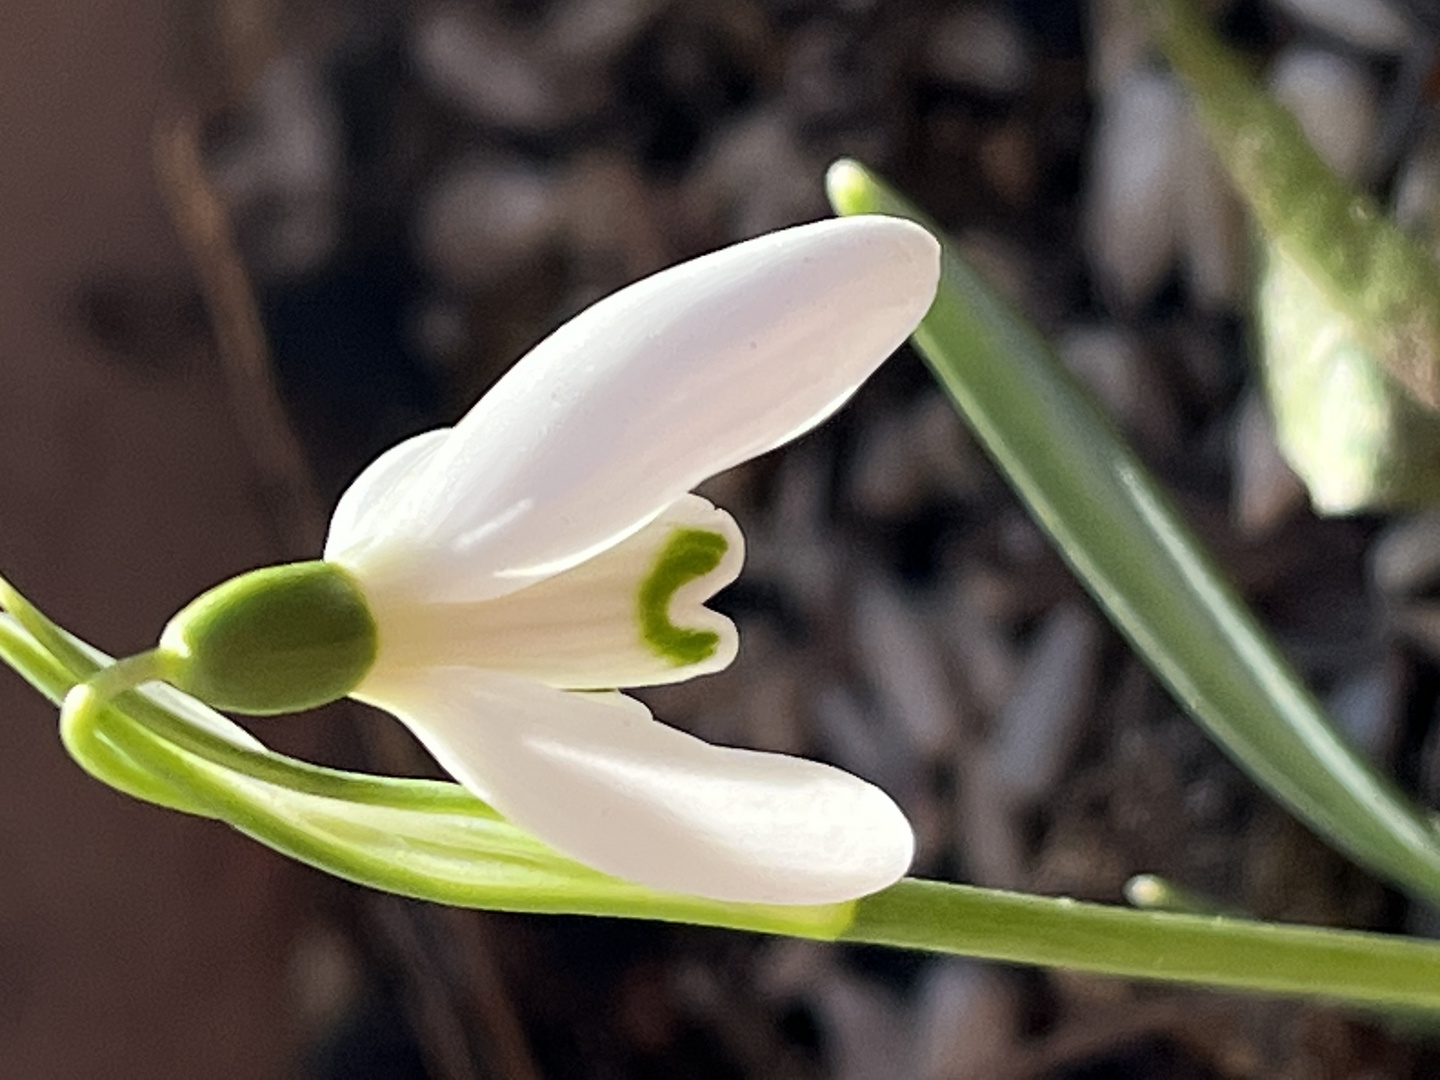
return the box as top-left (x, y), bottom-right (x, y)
top-left (638, 527), bottom-right (727, 665)
top-left (0, 573), bottom-right (851, 938)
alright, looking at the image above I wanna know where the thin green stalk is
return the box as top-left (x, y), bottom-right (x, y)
top-left (57, 673), bottom-right (861, 938)
top-left (58, 649), bottom-right (169, 791)
top-left (0, 590), bottom-right (854, 938)
top-left (0, 616), bottom-right (208, 814)
top-left (0, 575), bottom-right (489, 816)
top-left (845, 881), bottom-right (1440, 1011)
top-left (5, 588), bottom-right (1440, 1008)
top-left (63, 667), bottom-right (1440, 1008)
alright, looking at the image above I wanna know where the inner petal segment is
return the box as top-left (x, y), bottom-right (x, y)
top-left (361, 494), bottom-right (743, 690)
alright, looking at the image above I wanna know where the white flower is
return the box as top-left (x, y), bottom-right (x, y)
top-left (176, 215), bottom-right (941, 905)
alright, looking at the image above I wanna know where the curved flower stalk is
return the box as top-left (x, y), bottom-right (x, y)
top-left (61, 215), bottom-right (941, 906)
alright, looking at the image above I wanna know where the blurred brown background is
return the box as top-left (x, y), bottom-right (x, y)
top-left (3, 0), bottom-right (1440, 1076)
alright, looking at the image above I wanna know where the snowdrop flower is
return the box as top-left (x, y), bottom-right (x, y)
top-left (141, 216), bottom-right (941, 904)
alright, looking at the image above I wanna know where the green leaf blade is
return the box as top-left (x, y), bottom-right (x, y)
top-left (828, 159), bottom-right (1440, 908)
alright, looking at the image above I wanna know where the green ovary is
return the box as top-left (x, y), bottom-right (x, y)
top-left (638, 528), bottom-right (728, 665)
top-left (159, 560), bottom-right (379, 714)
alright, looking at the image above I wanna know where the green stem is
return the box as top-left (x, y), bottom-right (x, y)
top-left (0, 585), bottom-right (852, 936)
top-left (0, 576), bottom-right (489, 816)
top-left (46, 647), bottom-right (1440, 1010)
top-left (5, 596), bottom-right (1440, 1013)
top-left (6, 639), bottom-right (203, 817)
top-left (0, 621), bottom-right (209, 814)
top-left (7, 591), bottom-right (1440, 1008)
top-left (59, 649), bottom-right (167, 767)
top-left (57, 649), bottom-right (193, 809)
top-left (845, 881), bottom-right (1440, 1011)
top-left (59, 680), bottom-right (861, 938)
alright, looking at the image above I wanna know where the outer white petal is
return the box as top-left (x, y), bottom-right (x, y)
top-left (345, 215), bottom-right (940, 602)
top-left (362, 494), bottom-right (743, 690)
top-left (325, 428), bottom-right (452, 563)
top-left (356, 668), bottom-right (915, 904)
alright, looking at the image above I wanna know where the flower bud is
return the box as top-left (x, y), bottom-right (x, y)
top-left (159, 561), bottom-right (378, 714)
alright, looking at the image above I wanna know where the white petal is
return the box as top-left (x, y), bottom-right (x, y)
top-left (344, 215), bottom-right (940, 602)
top-left (357, 668), bottom-right (915, 904)
top-left (363, 494), bottom-right (743, 690)
top-left (325, 428), bottom-right (452, 563)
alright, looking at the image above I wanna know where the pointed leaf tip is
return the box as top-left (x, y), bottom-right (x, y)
top-left (825, 159), bottom-right (874, 216)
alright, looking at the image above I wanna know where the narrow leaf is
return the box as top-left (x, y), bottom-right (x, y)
top-left (829, 160), bottom-right (1440, 907)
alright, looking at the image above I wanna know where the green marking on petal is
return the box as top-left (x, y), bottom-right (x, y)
top-left (638, 528), bottom-right (728, 666)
